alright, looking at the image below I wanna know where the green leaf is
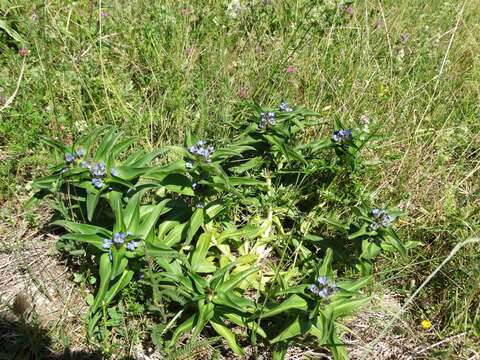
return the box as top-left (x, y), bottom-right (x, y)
top-left (159, 174), bottom-right (194, 196)
top-left (383, 228), bottom-right (407, 256)
top-left (60, 233), bottom-right (104, 250)
top-left (270, 316), bottom-right (311, 343)
top-left (221, 312), bottom-right (267, 338)
top-left (216, 224), bottom-right (259, 244)
top-left (94, 128), bottom-right (119, 161)
top-left (319, 248), bottom-right (334, 278)
top-left (52, 220), bottom-right (110, 236)
top-left (232, 156), bottom-right (263, 173)
top-left (209, 318), bottom-right (244, 355)
top-left (193, 300), bottom-right (214, 336)
top-left (139, 199), bottom-right (169, 238)
top-left (86, 191), bottom-right (101, 222)
top-left (337, 275), bottom-right (372, 292)
top-left (331, 296), bottom-right (371, 318)
top-left (0, 19), bottom-right (23, 43)
top-left (168, 315), bottom-right (196, 347)
top-left (227, 177), bottom-right (267, 187)
top-left (190, 232), bottom-right (212, 272)
top-left (144, 242), bottom-right (179, 259)
top-left (213, 292), bottom-right (256, 313)
top-left (90, 253), bottom-right (112, 314)
top-left (106, 191), bottom-right (124, 231)
top-left (261, 294), bottom-right (309, 318)
top-left (110, 246), bottom-right (126, 280)
top-left (186, 208), bottom-right (204, 245)
top-left (40, 137), bottom-right (67, 153)
top-left (114, 166), bottom-right (151, 180)
top-left (216, 267), bottom-right (258, 292)
top-left (103, 269), bottom-right (134, 306)
top-left (147, 160), bottom-right (189, 178)
top-left (163, 223), bottom-right (188, 247)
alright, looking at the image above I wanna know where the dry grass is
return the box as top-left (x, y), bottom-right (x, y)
top-left (0, 200), bottom-right (89, 355)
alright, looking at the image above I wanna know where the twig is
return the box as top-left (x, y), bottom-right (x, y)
top-left (415, 332), bottom-right (467, 354)
top-left (0, 57), bottom-right (26, 112)
top-left (360, 237), bottom-right (480, 360)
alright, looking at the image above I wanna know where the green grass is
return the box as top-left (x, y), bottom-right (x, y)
top-left (1, 0), bottom-right (479, 358)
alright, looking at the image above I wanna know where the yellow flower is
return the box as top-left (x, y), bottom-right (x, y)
top-left (421, 319), bottom-right (432, 330)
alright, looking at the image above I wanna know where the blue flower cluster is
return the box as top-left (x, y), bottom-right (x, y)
top-left (113, 232), bottom-right (126, 245)
top-left (259, 112), bottom-right (276, 129)
top-left (103, 232), bottom-right (139, 253)
top-left (308, 276), bottom-right (338, 299)
top-left (88, 161), bottom-right (106, 189)
top-left (65, 148), bottom-right (85, 164)
top-left (332, 129), bottom-right (353, 143)
top-left (126, 241), bottom-right (139, 251)
top-left (369, 209), bottom-right (393, 230)
top-left (279, 101), bottom-right (293, 112)
top-left (92, 178), bottom-right (105, 189)
top-left (188, 140), bottom-right (214, 162)
top-left (90, 162), bottom-right (106, 177)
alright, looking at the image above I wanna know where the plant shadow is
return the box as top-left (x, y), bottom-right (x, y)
top-left (0, 313), bottom-right (134, 360)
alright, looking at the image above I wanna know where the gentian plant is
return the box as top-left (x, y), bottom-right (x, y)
top-left (31, 103), bottom-right (413, 359)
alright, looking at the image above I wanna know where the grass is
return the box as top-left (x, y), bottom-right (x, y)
top-left (1, 0), bottom-right (479, 358)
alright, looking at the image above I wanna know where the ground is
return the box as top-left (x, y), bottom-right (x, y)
top-left (1, 0), bottom-right (479, 359)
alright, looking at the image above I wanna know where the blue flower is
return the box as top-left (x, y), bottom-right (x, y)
top-left (369, 208), bottom-right (392, 230)
top-left (92, 178), bottom-right (104, 189)
top-left (90, 161), bottom-right (106, 177)
top-left (126, 241), bottom-right (139, 251)
top-left (309, 284), bottom-right (320, 296)
top-left (332, 129), bottom-right (353, 143)
top-left (192, 182), bottom-right (198, 190)
top-left (279, 101), bottom-right (293, 112)
top-left (308, 276), bottom-right (338, 299)
top-left (80, 160), bottom-right (90, 169)
top-left (102, 238), bottom-right (113, 249)
top-left (65, 153), bottom-right (75, 163)
top-left (110, 167), bottom-right (119, 177)
top-left (188, 141), bottom-right (214, 162)
top-left (317, 276), bottom-right (329, 286)
top-left (259, 112), bottom-right (276, 129)
top-left (76, 148), bottom-right (85, 157)
top-left (113, 232), bottom-right (126, 245)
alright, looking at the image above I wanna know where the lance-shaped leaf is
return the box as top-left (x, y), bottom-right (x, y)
top-left (167, 314), bottom-right (196, 347)
top-left (270, 315), bottom-right (311, 344)
top-left (221, 312), bottom-right (267, 338)
top-left (261, 294), bottom-right (309, 318)
top-left (106, 191), bottom-right (124, 232)
top-left (192, 300), bottom-right (214, 337)
top-left (52, 220), bottom-right (110, 236)
top-left (190, 232), bottom-right (212, 272)
top-left (94, 128), bottom-right (119, 161)
top-left (330, 296), bottom-right (371, 318)
top-left (90, 253), bottom-right (112, 314)
top-left (215, 266), bottom-right (258, 293)
top-left (86, 190), bottom-right (101, 222)
top-left (103, 269), bottom-right (134, 306)
top-left (139, 199), bottom-right (170, 238)
top-left (209, 317), bottom-right (244, 355)
top-left (60, 233), bottom-right (104, 250)
top-left (186, 208), bottom-right (204, 245)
